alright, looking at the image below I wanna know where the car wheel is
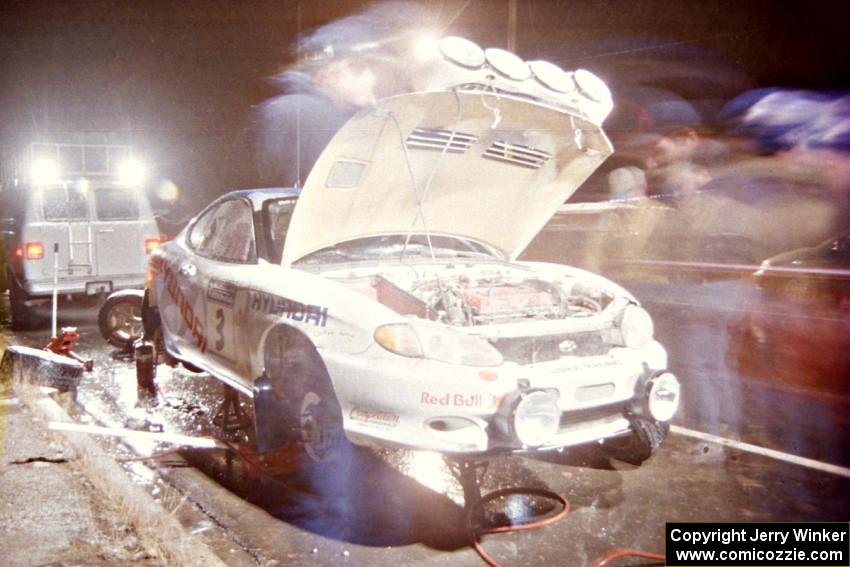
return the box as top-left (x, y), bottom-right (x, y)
top-left (98, 291), bottom-right (144, 348)
top-left (263, 328), bottom-right (348, 464)
top-left (602, 419), bottom-right (669, 465)
top-left (8, 275), bottom-right (35, 331)
top-left (297, 380), bottom-right (346, 463)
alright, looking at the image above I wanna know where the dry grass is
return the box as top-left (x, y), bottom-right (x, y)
top-left (15, 383), bottom-right (226, 566)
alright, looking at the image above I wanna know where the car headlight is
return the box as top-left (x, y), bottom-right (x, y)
top-left (647, 372), bottom-right (680, 422)
top-left (512, 390), bottom-right (560, 447)
top-left (618, 304), bottom-right (654, 349)
top-left (374, 323), bottom-right (503, 367)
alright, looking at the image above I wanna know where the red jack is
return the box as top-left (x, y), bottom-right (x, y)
top-left (45, 327), bottom-right (94, 372)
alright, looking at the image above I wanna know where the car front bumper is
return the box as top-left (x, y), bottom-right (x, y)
top-left (322, 338), bottom-right (675, 455)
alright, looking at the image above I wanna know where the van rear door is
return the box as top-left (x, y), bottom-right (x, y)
top-left (92, 186), bottom-right (158, 280)
top-left (34, 185), bottom-right (94, 283)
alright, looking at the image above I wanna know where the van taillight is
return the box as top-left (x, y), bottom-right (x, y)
top-left (145, 238), bottom-right (160, 254)
top-left (24, 242), bottom-right (44, 260)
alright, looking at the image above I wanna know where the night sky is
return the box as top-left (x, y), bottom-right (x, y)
top-left (1, 0), bottom-right (847, 210)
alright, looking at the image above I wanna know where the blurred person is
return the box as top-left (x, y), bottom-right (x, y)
top-left (255, 56), bottom-right (388, 188)
top-left (254, 1), bottom-right (432, 188)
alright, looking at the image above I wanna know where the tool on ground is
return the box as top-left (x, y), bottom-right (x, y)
top-left (42, 243), bottom-right (93, 371)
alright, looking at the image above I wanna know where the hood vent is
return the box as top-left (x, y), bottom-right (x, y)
top-left (405, 128), bottom-right (478, 153)
top-left (483, 140), bottom-right (552, 169)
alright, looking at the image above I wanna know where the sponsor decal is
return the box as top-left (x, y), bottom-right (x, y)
top-left (207, 278), bottom-right (237, 307)
top-left (157, 258), bottom-right (207, 353)
top-left (249, 290), bottom-right (329, 327)
top-left (349, 407), bottom-right (400, 428)
top-left (420, 392), bottom-right (502, 408)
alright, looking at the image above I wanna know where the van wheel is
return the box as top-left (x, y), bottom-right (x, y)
top-left (602, 419), bottom-right (669, 465)
top-left (9, 276), bottom-right (35, 331)
top-left (98, 291), bottom-right (144, 348)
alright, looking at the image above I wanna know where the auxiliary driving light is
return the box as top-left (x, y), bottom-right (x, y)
top-left (529, 60), bottom-right (575, 93)
top-left (439, 36), bottom-right (486, 68)
top-left (574, 68), bottom-right (612, 103)
top-left (647, 373), bottom-right (680, 422)
top-left (512, 390), bottom-right (560, 447)
top-left (485, 48), bottom-right (531, 81)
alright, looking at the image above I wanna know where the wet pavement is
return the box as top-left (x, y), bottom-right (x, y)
top-left (3, 274), bottom-right (849, 566)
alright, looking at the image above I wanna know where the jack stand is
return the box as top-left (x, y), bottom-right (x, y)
top-left (212, 384), bottom-right (250, 474)
top-left (445, 457), bottom-right (490, 513)
top-left (212, 384), bottom-right (250, 439)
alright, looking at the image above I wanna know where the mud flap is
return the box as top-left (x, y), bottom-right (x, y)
top-left (253, 373), bottom-right (299, 453)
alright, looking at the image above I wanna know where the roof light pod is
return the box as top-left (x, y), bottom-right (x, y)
top-left (485, 48), bottom-right (531, 80)
top-left (439, 36), bottom-right (485, 69)
top-left (528, 60), bottom-right (575, 93)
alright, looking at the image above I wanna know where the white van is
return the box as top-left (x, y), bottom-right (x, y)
top-left (1, 143), bottom-right (160, 329)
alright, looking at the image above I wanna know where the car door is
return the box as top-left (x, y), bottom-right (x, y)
top-left (185, 197), bottom-right (257, 378)
top-left (38, 185), bottom-right (93, 283)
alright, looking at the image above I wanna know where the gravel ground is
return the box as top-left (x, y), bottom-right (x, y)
top-left (0, 386), bottom-right (164, 567)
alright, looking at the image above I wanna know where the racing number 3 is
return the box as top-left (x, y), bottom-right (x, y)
top-left (215, 308), bottom-right (226, 351)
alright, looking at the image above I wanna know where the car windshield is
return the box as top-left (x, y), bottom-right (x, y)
top-left (294, 234), bottom-right (500, 265)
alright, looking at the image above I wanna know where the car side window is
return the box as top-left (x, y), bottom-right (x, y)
top-left (188, 199), bottom-right (256, 263)
top-left (264, 198), bottom-right (295, 263)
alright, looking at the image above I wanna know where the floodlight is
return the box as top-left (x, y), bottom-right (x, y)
top-left (30, 158), bottom-right (60, 185)
top-left (117, 158), bottom-right (146, 186)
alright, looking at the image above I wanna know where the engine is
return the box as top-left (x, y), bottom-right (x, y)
top-left (411, 275), bottom-right (604, 326)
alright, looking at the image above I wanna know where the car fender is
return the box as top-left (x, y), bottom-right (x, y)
top-left (243, 266), bottom-right (409, 381)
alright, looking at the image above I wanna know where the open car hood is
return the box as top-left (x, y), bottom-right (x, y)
top-left (283, 90), bottom-right (613, 266)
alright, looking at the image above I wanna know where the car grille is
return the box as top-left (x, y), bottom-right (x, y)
top-left (558, 403), bottom-right (627, 431)
top-left (489, 332), bottom-right (610, 365)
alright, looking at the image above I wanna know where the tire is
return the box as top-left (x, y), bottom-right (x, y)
top-left (8, 275), bottom-right (35, 331)
top-left (98, 291), bottom-right (144, 348)
top-left (602, 419), bottom-right (669, 465)
top-left (262, 327), bottom-right (348, 464)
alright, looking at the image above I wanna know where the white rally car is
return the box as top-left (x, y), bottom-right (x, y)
top-left (145, 38), bottom-right (681, 464)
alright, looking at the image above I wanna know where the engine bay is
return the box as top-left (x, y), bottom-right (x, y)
top-left (335, 265), bottom-right (613, 327)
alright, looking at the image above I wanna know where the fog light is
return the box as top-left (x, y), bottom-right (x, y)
top-left (513, 390), bottom-right (560, 447)
top-left (647, 373), bottom-right (680, 422)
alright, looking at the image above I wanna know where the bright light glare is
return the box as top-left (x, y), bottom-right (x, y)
top-left (117, 158), bottom-right (146, 186)
top-left (30, 158), bottom-right (60, 185)
top-left (403, 451), bottom-right (455, 497)
top-left (157, 179), bottom-right (179, 202)
top-left (414, 34), bottom-right (440, 61)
